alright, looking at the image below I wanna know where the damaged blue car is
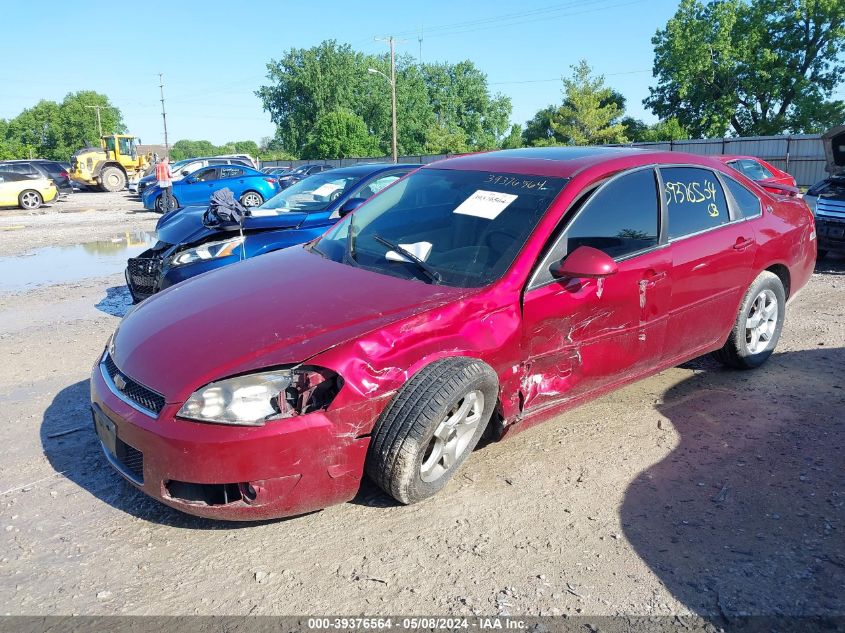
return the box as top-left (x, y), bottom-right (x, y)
top-left (125, 163), bottom-right (416, 302)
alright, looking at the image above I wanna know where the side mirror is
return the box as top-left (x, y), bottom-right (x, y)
top-left (338, 198), bottom-right (367, 217)
top-left (181, 169), bottom-right (190, 176)
top-left (554, 246), bottom-right (618, 279)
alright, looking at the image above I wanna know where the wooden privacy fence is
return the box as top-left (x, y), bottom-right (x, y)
top-left (260, 134), bottom-right (829, 187)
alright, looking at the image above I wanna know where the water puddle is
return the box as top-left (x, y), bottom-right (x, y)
top-left (0, 232), bottom-right (156, 292)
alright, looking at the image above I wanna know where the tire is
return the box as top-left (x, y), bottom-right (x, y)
top-left (366, 357), bottom-right (498, 505)
top-left (711, 271), bottom-right (785, 369)
top-left (240, 191), bottom-right (263, 207)
top-left (18, 190), bottom-right (43, 210)
top-left (100, 166), bottom-right (126, 192)
top-left (154, 194), bottom-right (178, 213)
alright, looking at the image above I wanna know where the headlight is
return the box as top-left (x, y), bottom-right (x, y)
top-left (177, 367), bottom-right (342, 426)
top-left (170, 236), bottom-right (244, 267)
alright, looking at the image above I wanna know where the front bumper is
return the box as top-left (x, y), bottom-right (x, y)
top-left (125, 250), bottom-right (241, 302)
top-left (90, 354), bottom-right (371, 520)
top-left (816, 216), bottom-right (845, 253)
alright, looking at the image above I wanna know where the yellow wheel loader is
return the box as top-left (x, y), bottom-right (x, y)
top-left (70, 134), bottom-right (150, 192)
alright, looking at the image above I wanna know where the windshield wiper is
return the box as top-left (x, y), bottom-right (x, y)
top-left (306, 240), bottom-right (329, 259)
top-left (373, 234), bottom-right (442, 284)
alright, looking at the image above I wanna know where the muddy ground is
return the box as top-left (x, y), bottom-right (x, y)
top-left (0, 192), bottom-right (842, 620)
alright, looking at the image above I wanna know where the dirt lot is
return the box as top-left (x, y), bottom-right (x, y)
top-left (0, 192), bottom-right (842, 620)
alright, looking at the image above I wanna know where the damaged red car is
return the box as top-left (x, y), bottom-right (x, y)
top-left (90, 147), bottom-right (816, 520)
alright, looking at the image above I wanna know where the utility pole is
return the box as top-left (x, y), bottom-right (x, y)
top-left (418, 26), bottom-right (423, 65)
top-left (374, 36), bottom-right (402, 163)
top-left (158, 73), bottom-right (170, 156)
top-left (84, 105), bottom-right (106, 138)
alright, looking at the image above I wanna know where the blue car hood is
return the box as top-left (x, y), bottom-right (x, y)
top-left (155, 205), bottom-right (309, 246)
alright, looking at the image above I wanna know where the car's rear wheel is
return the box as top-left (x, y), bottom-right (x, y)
top-left (18, 190), bottom-right (43, 210)
top-left (240, 191), bottom-right (263, 207)
top-left (366, 357), bottom-right (498, 505)
top-left (712, 271), bottom-right (785, 369)
top-left (100, 166), bottom-right (126, 192)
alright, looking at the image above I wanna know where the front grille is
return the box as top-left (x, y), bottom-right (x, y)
top-left (126, 257), bottom-right (161, 298)
top-left (102, 353), bottom-right (166, 415)
top-left (817, 198), bottom-right (845, 220)
top-left (118, 440), bottom-right (144, 482)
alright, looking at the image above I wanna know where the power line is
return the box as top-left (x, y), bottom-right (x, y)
top-left (489, 68), bottom-right (652, 85)
top-left (391, 0), bottom-right (642, 38)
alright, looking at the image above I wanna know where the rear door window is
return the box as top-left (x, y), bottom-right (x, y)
top-left (661, 167), bottom-right (730, 239)
top-left (220, 167), bottom-right (244, 179)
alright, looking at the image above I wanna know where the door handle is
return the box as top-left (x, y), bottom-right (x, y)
top-left (641, 270), bottom-right (667, 287)
top-left (733, 237), bottom-right (754, 251)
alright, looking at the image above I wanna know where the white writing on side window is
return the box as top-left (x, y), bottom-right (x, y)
top-left (453, 190), bottom-right (518, 220)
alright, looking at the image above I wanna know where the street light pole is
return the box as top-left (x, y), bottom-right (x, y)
top-left (389, 37), bottom-right (398, 164)
top-left (374, 36), bottom-right (402, 163)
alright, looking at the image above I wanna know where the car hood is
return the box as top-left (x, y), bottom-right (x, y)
top-left (155, 206), bottom-right (309, 246)
top-left (112, 246), bottom-right (469, 400)
top-left (822, 125), bottom-right (845, 176)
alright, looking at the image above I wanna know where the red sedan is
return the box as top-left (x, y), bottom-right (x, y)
top-left (90, 147), bottom-right (816, 520)
top-left (717, 155), bottom-right (799, 195)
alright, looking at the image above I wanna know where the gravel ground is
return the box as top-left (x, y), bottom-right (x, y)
top-left (0, 193), bottom-right (842, 621)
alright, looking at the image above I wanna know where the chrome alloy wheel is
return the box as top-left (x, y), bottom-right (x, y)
top-left (20, 191), bottom-right (41, 209)
top-left (242, 192), bottom-right (262, 207)
top-left (420, 390), bottom-right (485, 483)
top-left (745, 289), bottom-right (778, 354)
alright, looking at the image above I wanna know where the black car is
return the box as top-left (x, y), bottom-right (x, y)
top-left (0, 160), bottom-right (73, 196)
top-left (277, 163), bottom-right (332, 189)
top-left (804, 125), bottom-right (845, 258)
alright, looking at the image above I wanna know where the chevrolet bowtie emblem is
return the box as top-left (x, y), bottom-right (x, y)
top-left (113, 373), bottom-right (127, 391)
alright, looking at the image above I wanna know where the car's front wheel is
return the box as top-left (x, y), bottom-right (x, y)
top-left (18, 190), bottom-right (43, 210)
top-left (366, 357), bottom-right (498, 505)
top-left (154, 194), bottom-right (178, 213)
top-left (712, 270), bottom-right (785, 369)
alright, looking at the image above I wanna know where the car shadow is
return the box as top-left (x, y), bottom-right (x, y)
top-left (39, 380), bottom-right (304, 529)
top-left (94, 285), bottom-right (134, 318)
top-left (621, 348), bottom-right (845, 622)
top-left (815, 252), bottom-right (845, 275)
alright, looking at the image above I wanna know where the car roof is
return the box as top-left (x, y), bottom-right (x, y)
top-left (321, 163), bottom-right (417, 177)
top-left (425, 147), bottom-right (654, 177)
top-left (424, 146), bottom-right (738, 178)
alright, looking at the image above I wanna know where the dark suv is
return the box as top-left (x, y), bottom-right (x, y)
top-left (0, 160), bottom-right (73, 196)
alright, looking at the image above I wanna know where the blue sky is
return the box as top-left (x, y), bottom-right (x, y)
top-left (2, 0), bottom-right (684, 146)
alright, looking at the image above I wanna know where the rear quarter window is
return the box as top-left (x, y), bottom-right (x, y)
top-left (722, 176), bottom-right (762, 218)
top-left (661, 167), bottom-right (730, 239)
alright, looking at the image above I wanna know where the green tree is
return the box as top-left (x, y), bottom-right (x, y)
top-left (621, 116), bottom-right (690, 142)
top-left (522, 106), bottom-right (564, 146)
top-left (170, 139), bottom-right (219, 161)
top-left (302, 110), bottom-right (380, 158)
top-left (1, 91), bottom-right (125, 160)
top-left (256, 41), bottom-right (511, 157)
top-left (549, 60), bottom-right (628, 145)
top-left (646, 0), bottom-right (845, 136)
top-left (501, 124), bottom-right (523, 149)
top-left (423, 122), bottom-right (470, 155)
top-left (421, 61), bottom-right (512, 150)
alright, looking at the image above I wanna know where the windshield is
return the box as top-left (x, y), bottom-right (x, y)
top-left (257, 171), bottom-right (363, 214)
top-left (314, 168), bottom-right (567, 288)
